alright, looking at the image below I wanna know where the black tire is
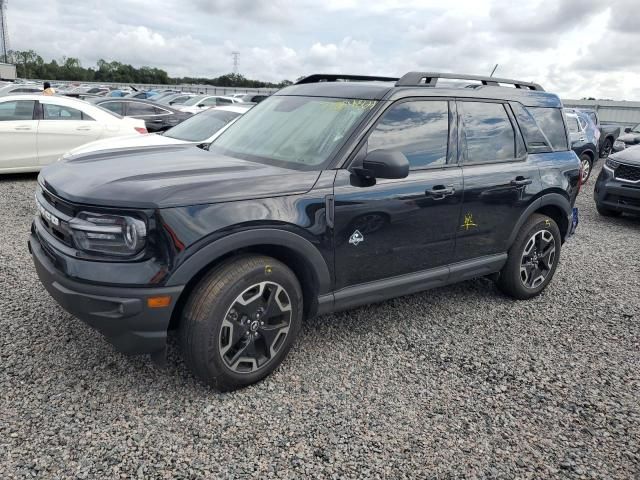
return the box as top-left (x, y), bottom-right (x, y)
top-left (179, 255), bottom-right (303, 391)
top-left (600, 138), bottom-right (613, 158)
top-left (596, 203), bottom-right (622, 217)
top-left (580, 154), bottom-right (593, 183)
top-left (496, 214), bottom-right (561, 300)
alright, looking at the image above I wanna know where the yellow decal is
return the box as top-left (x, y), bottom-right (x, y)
top-left (325, 99), bottom-right (376, 112)
top-left (461, 213), bottom-right (478, 231)
top-left (545, 219), bottom-right (551, 227)
top-left (265, 265), bottom-right (273, 274)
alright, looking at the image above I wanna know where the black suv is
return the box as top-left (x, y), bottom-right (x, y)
top-left (30, 72), bottom-right (581, 390)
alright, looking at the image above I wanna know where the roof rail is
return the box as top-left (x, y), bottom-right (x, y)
top-left (396, 72), bottom-right (544, 91)
top-left (295, 74), bottom-right (399, 85)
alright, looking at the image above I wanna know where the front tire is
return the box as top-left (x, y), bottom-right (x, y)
top-left (600, 138), bottom-right (613, 158)
top-left (496, 214), bottom-right (561, 300)
top-left (179, 255), bottom-right (303, 391)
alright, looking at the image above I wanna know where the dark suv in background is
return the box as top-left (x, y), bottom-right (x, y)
top-left (30, 72), bottom-right (581, 390)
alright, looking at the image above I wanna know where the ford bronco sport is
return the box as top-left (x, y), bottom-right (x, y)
top-left (30, 72), bottom-right (581, 391)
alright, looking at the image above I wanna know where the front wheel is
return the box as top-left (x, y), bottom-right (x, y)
top-left (600, 138), bottom-right (613, 158)
top-left (179, 255), bottom-right (303, 391)
top-left (496, 214), bottom-right (561, 300)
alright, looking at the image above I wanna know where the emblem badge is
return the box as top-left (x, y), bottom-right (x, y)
top-left (349, 230), bottom-right (364, 246)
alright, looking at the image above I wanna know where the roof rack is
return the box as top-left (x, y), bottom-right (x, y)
top-left (395, 72), bottom-right (544, 91)
top-left (295, 74), bottom-right (399, 85)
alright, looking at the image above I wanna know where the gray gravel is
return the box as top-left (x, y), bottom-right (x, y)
top-left (1, 163), bottom-right (639, 479)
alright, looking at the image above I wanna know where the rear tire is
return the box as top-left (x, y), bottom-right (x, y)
top-left (600, 138), bottom-right (613, 158)
top-left (596, 203), bottom-right (622, 217)
top-left (179, 255), bottom-right (303, 391)
top-left (580, 154), bottom-right (593, 183)
top-left (496, 214), bottom-right (561, 300)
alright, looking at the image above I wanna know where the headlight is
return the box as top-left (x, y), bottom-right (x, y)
top-left (69, 212), bottom-right (147, 257)
top-left (605, 158), bottom-right (620, 170)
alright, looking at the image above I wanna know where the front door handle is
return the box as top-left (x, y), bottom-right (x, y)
top-left (426, 184), bottom-right (455, 199)
top-left (14, 125), bottom-right (31, 131)
top-left (510, 177), bottom-right (532, 187)
top-left (76, 126), bottom-right (92, 131)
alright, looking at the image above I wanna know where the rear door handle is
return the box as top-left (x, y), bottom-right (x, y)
top-left (14, 125), bottom-right (31, 131)
top-left (76, 126), bottom-right (92, 131)
top-left (426, 184), bottom-right (455, 199)
top-left (510, 177), bottom-right (533, 187)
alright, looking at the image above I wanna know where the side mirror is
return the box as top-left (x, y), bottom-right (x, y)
top-left (625, 127), bottom-right (632, 133)
top-left (356, 149), bottom-right (409, 180)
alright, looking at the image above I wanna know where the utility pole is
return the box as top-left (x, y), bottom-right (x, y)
top-left (0, 0), bottom-right (9, 64)
top-left (232, 51), bottom-right (240, 75)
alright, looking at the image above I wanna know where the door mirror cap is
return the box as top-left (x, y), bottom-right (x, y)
top-left (625, 127), bottom-right (632, 133)
top-left (359, 149), bottom-right (410, 180)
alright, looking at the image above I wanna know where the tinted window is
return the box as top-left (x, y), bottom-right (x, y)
top-left (567, 115), bottom-right (580, 134)
top-left (0, 100), bottom-right (35, 121)
top-left (367, 101), bottom-right (449, 169)
top-left (461, 102), bottom-right (515, 163)
top-left (153, 106), bottom-right (170, 115)
top-left (528, 107), bottom-right (568, 151)
top-left (217, 98), bottom-right (232, 105)
top-left (126, 102), bottom-right (157, 116)
top-left (12, 88), bottom-right (41, 93)
top-left (165, 108), bottom-right (241, 142)
top-left (42, 104), bottom-right (91, 121)
top-left (510, 102), bottom-right (551, 151)
top-left (587, 112), bottom-right (597, 124)
top-left (100, 101), bottom-right (124, 116)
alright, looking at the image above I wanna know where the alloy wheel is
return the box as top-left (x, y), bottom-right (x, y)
top-left (520, 230), bottom-right (556, 289)
top-left (219, 281), bottom-right (292, 373)
top-left (581, 157), bottom-right (591, 183)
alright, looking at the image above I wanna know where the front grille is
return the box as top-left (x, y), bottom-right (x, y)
top-left (35, 187), bottom-right (75, 248)
top-left (615, 163), bottom-right (640, 182)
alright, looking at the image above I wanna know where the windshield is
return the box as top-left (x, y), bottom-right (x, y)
top-left (182, 95), bottom-right (206, 106)
top-left (164, 108), bottom-right (242, 142)
top-left (211, 96), bottom-right (377, 169)
top-left (632, 123), bottom-right (640, 133)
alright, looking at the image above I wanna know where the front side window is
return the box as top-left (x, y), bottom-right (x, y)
top-left (0, 100), bottom-right (35, 121)
top-left (42, 103), bottom-right (91, 121)
top-left (367, 100), bottom-right (449, 169)
top-left (165, 109), bottom-right (241, 142)
top-left (212, 96), bottom-right (377, 169)
top-left (461, 101), bottom-right (515, 164)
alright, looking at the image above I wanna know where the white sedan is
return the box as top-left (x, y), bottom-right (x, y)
top-left (63, 105), bottom-right (252, 158)
top-left (0, 94), bottom-right (147, 174)
top-left (177, 95), bottom-right (242, 114)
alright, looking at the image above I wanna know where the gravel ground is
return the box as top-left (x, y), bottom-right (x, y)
top-left (1, 163), bottom-right (639, 479)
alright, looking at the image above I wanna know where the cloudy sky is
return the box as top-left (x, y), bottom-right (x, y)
top-left (6, 0), bottom-right (640, 99)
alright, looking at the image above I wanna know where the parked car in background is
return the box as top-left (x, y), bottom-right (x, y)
top-left (0, 83), bottom-right (42, 96)
top-left (576, 108), bottom-right (620, 158)
top-left (62, 105), bottom-right (252, 158)
top-left (89, 98), bottom-right (192, 133)
top-left (595, 145), bottom-right (640, 217)
top-left (124, 90), bottom-right (160, 100)
top-left (159, 93), bottom-right (196, 106)
top-left (565, 108), bottom-right (598, 183)
top-left (239, 93), bottom-right (270, 103)
top-left (177, 95), bottom-right (242, 114)
top-left (613, 123), bottom-right (640, 152)
top-left (0, 94), bottom-right (146, 173)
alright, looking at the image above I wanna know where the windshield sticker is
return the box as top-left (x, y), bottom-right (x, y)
top-left (326, 100), bottom-right (377, 112)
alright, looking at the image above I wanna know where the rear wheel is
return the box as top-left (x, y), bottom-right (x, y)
top-left (496, 214), bottom-right (561, 300)
top-left (179, 255), bottom-right (303, 391)
top-left (596, 203), bottom-right (622, 217)
top-left (580, 154), bottom-right (593, 183)
top-left (600, 138), bottom-right (613, 158)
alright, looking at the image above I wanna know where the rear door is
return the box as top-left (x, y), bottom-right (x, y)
top-left (36, 101), bottom-right (103, 166)
top-left (454, 100), bottom-right (541, 262)
top-left (0, 99), bottom-right (38, 170)
top-left (333, 98), bottom-right (463, 289)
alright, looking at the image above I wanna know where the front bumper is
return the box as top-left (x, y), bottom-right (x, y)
top-left (594, 167), bottom-right (640, 215)
top-left (29, 233), bottom-right (184, 355)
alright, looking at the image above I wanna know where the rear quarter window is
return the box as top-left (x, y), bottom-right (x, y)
top-left (527, 107), bottom-right (569, 151)
top-left (510, 102), bottom-right (552, 153)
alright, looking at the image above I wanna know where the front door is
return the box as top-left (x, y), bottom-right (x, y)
top-left (333, 99), bottom-right (463, 290)
top-left (454, 100), bottom-right (541, 262)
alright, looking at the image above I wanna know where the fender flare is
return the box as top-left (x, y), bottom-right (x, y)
top-left (165, 228), bottom-right (332, 293)
top-left (506, 193), bottom-right (572, 247)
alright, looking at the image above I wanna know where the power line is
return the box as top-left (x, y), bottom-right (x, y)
top-left (0, 0), bottom-right (9, 64)
top-left (232, 51), bottom-right (240, 74)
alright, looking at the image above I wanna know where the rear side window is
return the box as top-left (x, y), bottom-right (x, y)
top-left (367, 100), bottom-right (449, 169)
top-left (460, 101), bottom-right (515, 164)
top-left (100, 101), bottom-right (124, 116)
top-left (43, 104), bottom-right (93, 121)
top-left (0, 100), bottom-right (35, 121)
top-left (126, 103), bottom-right (157, 116)
top-left (528, 107), bottom-right (568, 151)
top-left (566, 115), bottom-right (580, 134)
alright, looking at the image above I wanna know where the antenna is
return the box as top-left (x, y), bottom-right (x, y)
top-left (0, 0), bottom-right (9, 64)
top-left (489, 64), bottom-right (499, 77)
top-left (231, 51), bottom-right (240, 74)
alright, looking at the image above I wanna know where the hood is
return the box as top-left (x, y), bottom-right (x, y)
top-left (617, 132), bottom-right (640, 145)
top-left (65, 133), bottom-right (189, 157)
top-left (40, 146), bottom-right (322, 209)
top-left (610, 145), bottom-right (640, 166)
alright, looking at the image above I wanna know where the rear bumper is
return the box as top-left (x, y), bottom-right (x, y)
top-left (594, 168), bottom-right (640, 215)
top-left (29, 233), bottom-right (183, 355)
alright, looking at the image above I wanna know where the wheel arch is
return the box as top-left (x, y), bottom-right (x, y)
top-left (507, 193), bottom-right (572, 247)
top-left (166, 229), bottom-right (332, 327)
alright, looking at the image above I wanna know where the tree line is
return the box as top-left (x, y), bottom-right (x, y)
top-left (5, 50), bottom-right (293, 88)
